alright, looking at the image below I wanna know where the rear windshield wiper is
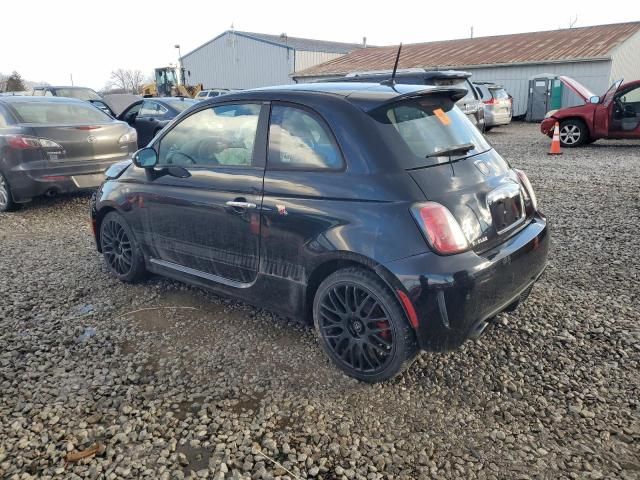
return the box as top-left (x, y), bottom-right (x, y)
top-left (425, 142), bottom-right (475, 158)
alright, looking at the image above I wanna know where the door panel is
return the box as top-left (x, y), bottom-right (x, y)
top-left (136, 100), bottom-right (166, 146)
top-left (141, 102), bottom-right (268, 284)
top-left (609, 85), bottom-right (640, 138)
top-left (144, 168), bottom-right (264, 284)
top-left (593, 79), bottom-right (624, 137)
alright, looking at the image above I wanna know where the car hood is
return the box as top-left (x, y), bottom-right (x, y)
top-left (558, 76), bottom-right (595, 103)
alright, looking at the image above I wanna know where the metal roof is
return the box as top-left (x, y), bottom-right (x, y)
top-left (294, 22), bottom-right (640, 78)
top-left (183, 30), bottom-right (363, 59)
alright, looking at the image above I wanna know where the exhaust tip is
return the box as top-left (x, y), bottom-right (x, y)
top-left (45, 188), bottom-right (59, 198)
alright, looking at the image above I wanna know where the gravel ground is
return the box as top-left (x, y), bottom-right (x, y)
top-left (0, 122), bottom-right (638, 480)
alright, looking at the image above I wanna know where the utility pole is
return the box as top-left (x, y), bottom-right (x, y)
top-left (470, 26), bottom-right (474, 39)
top-left (175, 44), bottom-right (184, 85)
top-left (70, 73), bottom-right (74, 86)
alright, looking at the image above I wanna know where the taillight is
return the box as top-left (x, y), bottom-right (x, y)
top-left (5, 134), bottom-right (41, 149)
top-left (514, 169), bottom-right (538, 211)
top-left (4, 134), bottom-right (63, 150)
top-left (483, 98), bottom-right (497, 105)
top-left (410, 202), bottom-right (469, 255)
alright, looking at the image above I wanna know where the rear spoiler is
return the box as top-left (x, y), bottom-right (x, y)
top-left (361, 86), bottom-right (468, 112)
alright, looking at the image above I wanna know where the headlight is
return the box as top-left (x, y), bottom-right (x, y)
top-left (118, 127), bottom-right (137, 144)
top-left (544, 109), bottom-right (558, 119)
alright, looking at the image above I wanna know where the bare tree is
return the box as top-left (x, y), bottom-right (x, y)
top-left (0, 73), bottom-right (8, 92)
top-left (107, 69), bottom-right (146, 94)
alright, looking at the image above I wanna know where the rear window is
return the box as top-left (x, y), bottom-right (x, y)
top-left (54, 88), bottom-right (101, 101)
top-left (11, 102), bottom-right (112, 124)
top-left (369, 95), bottom-right (491, 169)
top-left (490, 88), bottom-right (509, 100)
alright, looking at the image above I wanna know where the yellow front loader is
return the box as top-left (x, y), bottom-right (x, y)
top-left (141, 67), bottom-right (202, 98)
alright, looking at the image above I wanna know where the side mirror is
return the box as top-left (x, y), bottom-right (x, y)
top-left (132, 147), bottom-right (158, 168)
top-left (589, 95), bottom-right (601, 104)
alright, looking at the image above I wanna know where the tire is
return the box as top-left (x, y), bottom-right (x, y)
top-left (0, 172), bottom-right (16, 213)
top-left (485, 126), bottom-right (494, 132)
top-left (313, 268), bottom-right (418, 383)
top-left (100, 211), bottom-right (146, 282)
top-left (559, 119), bottom-right (589, 147)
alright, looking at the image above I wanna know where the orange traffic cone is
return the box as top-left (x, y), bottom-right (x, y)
top-left (548, 122), bottom-right (562, 155)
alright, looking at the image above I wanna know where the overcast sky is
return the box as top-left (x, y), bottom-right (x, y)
top-left (1, 1), bottom-right (638, 90)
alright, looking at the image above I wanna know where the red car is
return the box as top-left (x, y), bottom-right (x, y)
top-left (541, 76), bottom-right (640, 147)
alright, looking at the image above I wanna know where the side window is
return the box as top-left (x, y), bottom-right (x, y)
top-left (33, 89), bottom-right (45, 96)
top-left (140, 101), bottom-right (167, 116)
top-left (0, 106), bottom-right (10, 127)
top-left (620, 87), bottom-right (640, 104)
top-left (123, 103), bottom-right (142, 122)
top-left (268, 105), bottom-right (343, 170)
top-left (158, 103), bottom-right (261, 167)
top-left (44, 90), bottom-right (54, 97)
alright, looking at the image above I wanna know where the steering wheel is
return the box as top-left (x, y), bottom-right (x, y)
top-left (167, 150), bottom-right (197, 164)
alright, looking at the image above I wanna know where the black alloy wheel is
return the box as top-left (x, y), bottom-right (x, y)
top-left (314, 268), bottom-right (417, 382)
top-left (100, 211), bottom-right (145, 282)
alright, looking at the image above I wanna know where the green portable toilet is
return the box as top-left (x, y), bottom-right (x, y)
top-left (550, 79), bottom-right (564, 110)
top-left (526, 74), bottom-right (560, 122)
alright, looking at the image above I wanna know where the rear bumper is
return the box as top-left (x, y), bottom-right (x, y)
top-left (5, 159), bottom-right (123, 203)
top-left (383, 213), bottom-right (549, 351)
top-left (485, 109), bottom-right (512, 127)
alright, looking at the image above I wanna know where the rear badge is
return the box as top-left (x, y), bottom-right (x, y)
top-left (474, 160), bottom-right (491, 176)
top-left (276, 204), bottom-right (288, 216)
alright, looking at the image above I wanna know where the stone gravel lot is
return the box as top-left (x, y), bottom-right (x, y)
top-left (0, 122), bottom-right (638, 480)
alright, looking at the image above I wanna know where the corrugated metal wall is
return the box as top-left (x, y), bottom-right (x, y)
top-left (610, 30), bottom-right (640, 83)
top-left (294, 51), bottom-right (345, 74)
top-left (466, 61), bottom-right (612, 116)
top-left (182, 32), bottom-right (295, 89)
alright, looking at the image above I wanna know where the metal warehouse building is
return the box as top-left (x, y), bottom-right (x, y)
top-left (181, 30), bottom-right (363, 90)
top-left (292, 22), bottom-right (640, 117)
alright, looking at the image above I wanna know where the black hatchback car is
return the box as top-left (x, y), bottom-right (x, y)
top-left (91, 83), bottom-right (549, 382)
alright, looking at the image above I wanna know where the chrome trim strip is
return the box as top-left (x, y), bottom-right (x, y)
top-left (149, 258), bottom-right (253, 289)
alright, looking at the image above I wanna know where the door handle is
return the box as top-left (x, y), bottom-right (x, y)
top-left (226, 200), bottom-right (257, 209)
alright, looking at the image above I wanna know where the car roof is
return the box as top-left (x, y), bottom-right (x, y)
top-left (151, 97), bottom-right (198, 105)
top-left (0, 95), bottom-right (86, 104)
top-left (239, 82), bottom-right (467, 111)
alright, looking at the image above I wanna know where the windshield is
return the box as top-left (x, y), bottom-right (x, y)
top-left (164, 98), bottom-right (198, 112)
top-left (369, 95), bottom-right (491, 169)
top-left (11, 101), bottom-right (112, 124)
top-left (54, 88), bottom-right (101, 101)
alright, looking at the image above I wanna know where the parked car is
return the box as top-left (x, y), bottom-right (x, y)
top-left (91, 82), bottom-right (549, 382)
top-left (474, 82), bottom-right (513, 130)
top-left (32, 85), bottom-right (115, 117)
top-left (541, 76), bottom-right (640, 147)
top-left (195, 89), bottom-right (230, 101)
top-left (0, 96), bottom-right (137, 212)
top-left (325, 70), bottom-right (485, 131)
top-left (117, 97), bottom-right (198, 147)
